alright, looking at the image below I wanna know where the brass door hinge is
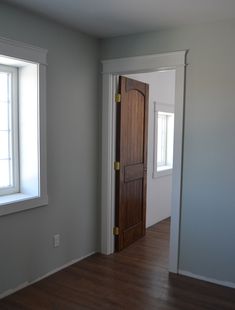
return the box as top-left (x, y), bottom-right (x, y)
top-left (115, 93), bottom-right (121, 103)
top-left (113, 227), bottom-right (119, 235)
top-left (114, 161), bottom-right (120, 171)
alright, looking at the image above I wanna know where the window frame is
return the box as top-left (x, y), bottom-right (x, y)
top-left (0, 36), bottom-right (48, 216)
top-left (153, 102), bottom-right (174, 178)
top-left (0, 64), bottom-right (19, 196)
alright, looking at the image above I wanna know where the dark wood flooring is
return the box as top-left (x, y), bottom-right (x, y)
top-left (1, 218), bottom-right (235, 309)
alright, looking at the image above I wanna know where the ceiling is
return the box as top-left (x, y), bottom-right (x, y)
top-left (5, 0), bottom-right (235, 38)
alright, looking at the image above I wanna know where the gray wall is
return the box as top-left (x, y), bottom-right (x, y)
top-left (0, 3), bottom-right (99, 295)
top-left (101, 20), bottom-right (235, 284)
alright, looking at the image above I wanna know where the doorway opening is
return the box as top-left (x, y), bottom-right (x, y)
top-left (101, 52), bottom-right (186, 273)
top-left (124, 71), bottom-right (175, 235)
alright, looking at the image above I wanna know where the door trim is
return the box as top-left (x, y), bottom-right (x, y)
top-left (101, 51), bottom-right (187, 273)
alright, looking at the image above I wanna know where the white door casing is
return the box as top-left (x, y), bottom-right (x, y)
top-left (101, 51), bottom-right (187, 273)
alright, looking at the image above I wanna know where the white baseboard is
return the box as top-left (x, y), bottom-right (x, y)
top-left (179, 270), bottom-right (235, 289)
top-left (0, 251), bottom-right (96, 300)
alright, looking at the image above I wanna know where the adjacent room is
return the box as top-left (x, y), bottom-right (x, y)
top-left (0, 0), bottom-right (235, 309)
top-left (126, 70), bottom-right (175, 228)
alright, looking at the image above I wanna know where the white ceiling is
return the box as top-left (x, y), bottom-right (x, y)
top-left (5, 0), bottom-right (235, 38)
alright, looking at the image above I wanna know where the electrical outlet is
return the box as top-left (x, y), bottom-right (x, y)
top-left (53, 234), bottom-right (60, 248)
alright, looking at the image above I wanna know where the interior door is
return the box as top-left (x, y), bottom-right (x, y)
top-left (115, 76), bottom-right (149, 251)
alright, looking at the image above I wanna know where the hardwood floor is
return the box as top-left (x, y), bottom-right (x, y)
top-left (1, 218), bottom-right (235, 309)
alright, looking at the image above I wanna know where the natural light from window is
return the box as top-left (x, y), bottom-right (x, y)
top-left (0, 37), bottom-right (48, 216)
top-left (0, 67), bottom-right (18, 195)
top-left (157, 111), bottom-right (174, 171)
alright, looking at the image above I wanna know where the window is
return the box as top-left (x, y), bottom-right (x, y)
top-left (153, 103), bottom-right (175, 178)
top-left (157, 112), bottom-right (174, 171)
top-left (0, 65), bottom-right (19, 196)
top-left (0, 37), bottom-right (48, 216)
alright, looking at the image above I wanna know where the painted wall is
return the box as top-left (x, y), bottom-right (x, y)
top-left (101, 20), bottom-right (235, 284)
top-left (0, 3), bottom-right (99, 295)
top-left (126, 71), bottom-right (175, 227)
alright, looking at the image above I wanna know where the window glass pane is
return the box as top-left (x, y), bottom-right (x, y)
top-left (0, 159), bottom-right (11, 187)
top-left (0, 100), bottom-right (9, 130)
top-left (0, 72), bottom-right (9, 102)
top-left (0, 131), bottom-right (10, 159)
top-left (167, 114), bottom-right (174, 166)
top-left (157, 111), bottom-right (174, 171)
top-left (0, 69), bottom-right (14, 192)
top-left (157, 113), bottom-right (167, 167)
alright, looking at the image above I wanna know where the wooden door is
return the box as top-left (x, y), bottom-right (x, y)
top-left (115, 76), bottom-right (149, 251)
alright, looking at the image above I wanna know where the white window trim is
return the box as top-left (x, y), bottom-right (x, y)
top-left (153, 102), bottom-right (175, 179)
top-left (156, 167), bottom-right (173, 178)
top-left (101, 51), bottom-right (186, 274)
top-left (0, 36), bottom-right (48, 216)
top-left (0, 36), bottom-right (47, 65)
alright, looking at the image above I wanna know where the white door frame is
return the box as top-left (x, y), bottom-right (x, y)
top-left (101, 51), bottom-right (187, 273)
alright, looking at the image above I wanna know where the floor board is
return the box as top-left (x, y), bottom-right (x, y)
top-left (1, 218), bottom-right (235, 309)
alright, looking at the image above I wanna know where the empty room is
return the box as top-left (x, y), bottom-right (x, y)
top-left (0, 0), bottom-right (235, 309)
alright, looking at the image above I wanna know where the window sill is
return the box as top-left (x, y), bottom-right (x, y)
top-left (0, 193), bottom-right (48, 217)
top-left (153, 167), bottom-right (172, 178)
